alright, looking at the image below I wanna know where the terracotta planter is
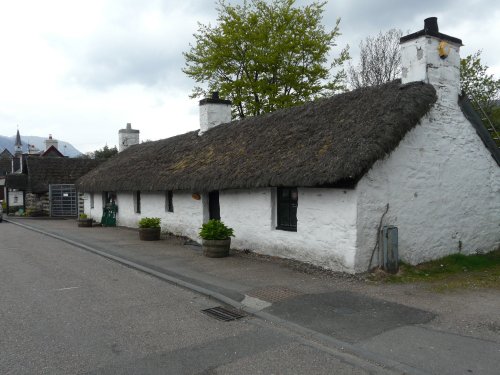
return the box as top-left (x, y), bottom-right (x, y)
top-left (139, 227), bottom-right (161, 241)
top-left (78, 219), bottom-right (93, 227)
top-left (202, 238), bottom-right (231, 258)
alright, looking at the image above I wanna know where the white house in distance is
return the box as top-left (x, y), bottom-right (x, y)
top-left (77, 18), bottom-right (499, 273)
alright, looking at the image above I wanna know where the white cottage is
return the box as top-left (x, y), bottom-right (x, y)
top-left (78, 18), bottom-right (499, 273)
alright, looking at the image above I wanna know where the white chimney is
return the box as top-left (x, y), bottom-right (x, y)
top-left (118, 123), bottom-right (140, 152)
top-left (400, 17), bottom-right (463, 104)
top-left (199, 92), bottom-right (232, 135)
top-left (44, 134), bottom-right (58, 151)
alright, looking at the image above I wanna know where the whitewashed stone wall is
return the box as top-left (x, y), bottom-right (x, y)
top-left (83, 188), bottom-right (358, 272)
top-left (84, 192), bottom-right (104, 222)
top-left (113, 192), bottom-right (138, 228)
top-left (355, 109), bottom-right (500, 271)
top-left (220, 188), bottom-right (358, 272)
top-left (139, 191), bottom-right (203, 239)
top-left (354, 36), bottom-right (500, 271)
top-left (84, 191), bottom-right (203, 239)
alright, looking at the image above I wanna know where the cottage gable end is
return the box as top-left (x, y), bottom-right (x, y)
top-left (354, 18), bottom-right (500, 272)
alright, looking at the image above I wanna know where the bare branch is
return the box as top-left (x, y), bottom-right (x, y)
top-left (348, 29), bottom-right (402, 89)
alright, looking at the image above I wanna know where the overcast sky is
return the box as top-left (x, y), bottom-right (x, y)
top-left (1, 0), bottom-right (498, 153)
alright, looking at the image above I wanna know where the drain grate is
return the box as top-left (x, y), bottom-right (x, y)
top-left (202, 306), bottom-right (246, 321)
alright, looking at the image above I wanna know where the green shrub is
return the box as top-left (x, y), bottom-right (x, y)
top-left (199, 219), bottom-right (234, 240)
top-left (79, 213), bottom-right (88, 219)
top-left (138, 217), bottom-right (161, 228)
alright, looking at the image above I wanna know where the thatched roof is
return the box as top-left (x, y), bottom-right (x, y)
top-left (25, 157), bottom-right (101, 193)
top-left (0, 158), bottom-right (11, 176)
top-left (5, 173), bottom-right (28, 189)
top-left (78, 80), bottom-right (436, 192)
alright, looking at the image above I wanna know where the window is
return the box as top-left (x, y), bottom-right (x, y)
top-left (90, 193), bottom-right (94, 209)
top-left (135, 191), bottom-right (141, 213)
top-left (208, 190), bottom-right (220, 220)
top-left (277, 187), bottom-right (298, 231)
top-left (166, 190), bottom-right (173, 212)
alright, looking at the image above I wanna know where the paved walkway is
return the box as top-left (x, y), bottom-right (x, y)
top-left (5, 217), bottom-right (500, 375)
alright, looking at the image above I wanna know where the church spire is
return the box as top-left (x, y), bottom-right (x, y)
top-left (14, 128), bottom-right (22, 154)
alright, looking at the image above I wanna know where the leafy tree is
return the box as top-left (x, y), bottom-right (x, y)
top-left (79, 145), bottom-right (118, 160)
top-left (460, 50), bottom-right (500, 112)
top-left (94, 145), bottom-right (118, 160)
top-left (461, 51), bottom-right (500, 144)
top-left (347, 28), bottom-right (402, 89)
top-left (183, 0), bottom-right (349, 119)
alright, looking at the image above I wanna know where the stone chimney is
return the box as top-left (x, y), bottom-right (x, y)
top-left (400, 17), bottom-right (463, 104)
top-left (199, 92), bottom-right (232, 135)
top-left (28, 143), bottom-right (40, 155)
top-left (118, 123), bottom-right (140, 152)
top-left (44, 134), bottom-right (59, 151)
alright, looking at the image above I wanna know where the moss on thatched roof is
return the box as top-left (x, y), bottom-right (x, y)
top-left (78, 80), bottom-right (436, 192)
top-left (26, 157), bottom-right (101, 193)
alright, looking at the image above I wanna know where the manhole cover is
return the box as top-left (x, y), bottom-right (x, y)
top-left (246, 286), bottom-right (302, 303)
top-left (202, 306), bottom-right (246, 321)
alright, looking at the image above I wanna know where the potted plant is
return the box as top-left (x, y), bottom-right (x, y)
top-left (78, 213), bottom-right (93, 227)
top-left (199, 219), bottom-right (234, 258)
top-left (138, 217), bottom-right (161, 241)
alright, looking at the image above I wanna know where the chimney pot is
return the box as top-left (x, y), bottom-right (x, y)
top-left (212, 91), bottom-right (219, 100)
top-left (424, 17), bottom-right (439, 33)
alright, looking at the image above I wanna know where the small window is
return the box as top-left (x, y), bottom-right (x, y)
top-left (209, 190), bottom-right (220, 220)
top-left (90, 193), bottom-right (94, 209)
top-left (135, 191), bottom-right (141, 213)
top-left (277, 187), bottom-right (298, 231)
top-left (166, 190), bottom-right (173, 212)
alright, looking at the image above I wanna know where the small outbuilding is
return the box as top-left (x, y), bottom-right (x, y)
top-left (77, 18), bottom-right (499, 273)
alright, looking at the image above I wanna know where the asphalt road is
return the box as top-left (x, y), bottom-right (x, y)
top-left (0, 221), bottom-right (388, 374)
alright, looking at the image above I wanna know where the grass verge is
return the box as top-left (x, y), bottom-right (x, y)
top-left (370, 249), bottom-right (500, 291)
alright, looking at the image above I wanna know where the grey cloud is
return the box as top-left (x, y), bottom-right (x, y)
top-left (326, 0), bottom-right (496, 41)
top-left (60, 0), bottom-right (499, 91)
top-left (73, 38), bottom-right (187, 90)
top-left (319, 0), bottom-right (499, 70)
top-left (62, 0), bottom-right (220, 91)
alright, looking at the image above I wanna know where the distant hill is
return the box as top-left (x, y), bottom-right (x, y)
top-left (0, 135), bottom-right (82, 157)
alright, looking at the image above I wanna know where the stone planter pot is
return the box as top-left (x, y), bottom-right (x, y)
top-left (202, 238), bottom-right (231, 258)
top-left (78, 219), bottom-right (93, 227)
top-left (139, 227), bottom-right (161, 241)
